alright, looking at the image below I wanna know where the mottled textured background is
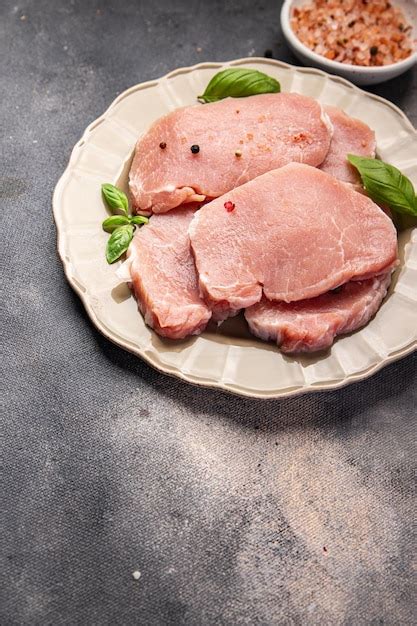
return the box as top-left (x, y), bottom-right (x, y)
top-left (1, 0), bottom-right (416, 624)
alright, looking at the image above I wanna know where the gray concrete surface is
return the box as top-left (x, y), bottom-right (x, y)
top-left (1, 1), bottom-right (416, 624)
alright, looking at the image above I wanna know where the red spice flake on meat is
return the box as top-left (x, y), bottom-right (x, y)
top-left (291, 0), bottom-right (414, 66)
top-left (224, 201), bottom-right (236, 212)
top-left (292, 132), bottom-right (312, 144)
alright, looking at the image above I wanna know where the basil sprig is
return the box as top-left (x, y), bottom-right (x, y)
top-left (198, 68), bottom-right (280, 103)
top-left (106, 224), bottom-right (134, 264)
top-left (102, 183), bottom-right (129, 214)
top-left (101, 183), bottom-right (148, 264)
top-left (348, 155), bottom-right (417, 220)
top-left (102, 215), bottom-right (130, 232)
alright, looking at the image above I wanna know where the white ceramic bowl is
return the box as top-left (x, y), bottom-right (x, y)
top-left (281, 0), bottom-right (417, 85)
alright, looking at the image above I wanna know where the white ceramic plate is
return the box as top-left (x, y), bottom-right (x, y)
top-left (53, 58), bottom-right (417, 399)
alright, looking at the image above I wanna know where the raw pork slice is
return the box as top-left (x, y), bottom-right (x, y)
top-left (129, 93), bottom-right (333, 214)
top-left (189, 163), bottom-right (398, 317)
top-left (123, 207), bottom-right (211, 339)
top-left (245, 273), bottom-right (391, 353)
top-left (319, 105), bottom-right (375, 184)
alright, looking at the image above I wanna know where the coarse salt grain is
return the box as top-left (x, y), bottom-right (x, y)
top-left (291, 0), bottom-right (414, 67)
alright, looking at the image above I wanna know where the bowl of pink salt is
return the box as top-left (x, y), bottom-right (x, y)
top-left (281, 0), bottom-right (417, 85)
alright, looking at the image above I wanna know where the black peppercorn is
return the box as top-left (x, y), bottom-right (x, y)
top-left (190, 144), bottom-right (200, 154)
top-left (370, 46), bottom-right (378, 56)
top-left (159, 141), bottom-right (166, 149)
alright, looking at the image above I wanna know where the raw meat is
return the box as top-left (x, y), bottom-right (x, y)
top-left (189, 163), bottom-right (398, 317)
top-left (245, 273), bottom-right (391, 353)
top-left (319, 105), bottom-right (375, 184)
top-left (123, 207), bottom-right (211, 339)
top-left (129, 93), bottom-right (333, 214)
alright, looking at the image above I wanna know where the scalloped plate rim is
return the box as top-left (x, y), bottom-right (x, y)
top-left (52, 57), bottom-right (417, 399)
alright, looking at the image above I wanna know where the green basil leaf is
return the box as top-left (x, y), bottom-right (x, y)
top-left (106, 224), bottom-right (134, 264)
top-left (102, 215), bottom-right (130, 233)
top-left (391, 211), bottom-right (417, 231)
top-left (130, 215), bottom-right (149, 226)
top-left (102, 183), bottom-right (129, 215)
top-left (198, 68), bottom-right (280, 103)
top-left (347, 155), bottom-right (417, 217)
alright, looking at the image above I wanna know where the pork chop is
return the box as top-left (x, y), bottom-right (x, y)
top-left (122, 207), bottom-right (211, 339)
top-left (129, 93), bottom-right (333, 214)
top-left (245, 273), bottom-right (391, 353)
top-left (189, 163), bottom-right (398, 317)
top-left (319, 105), bottom-right (375, 184)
